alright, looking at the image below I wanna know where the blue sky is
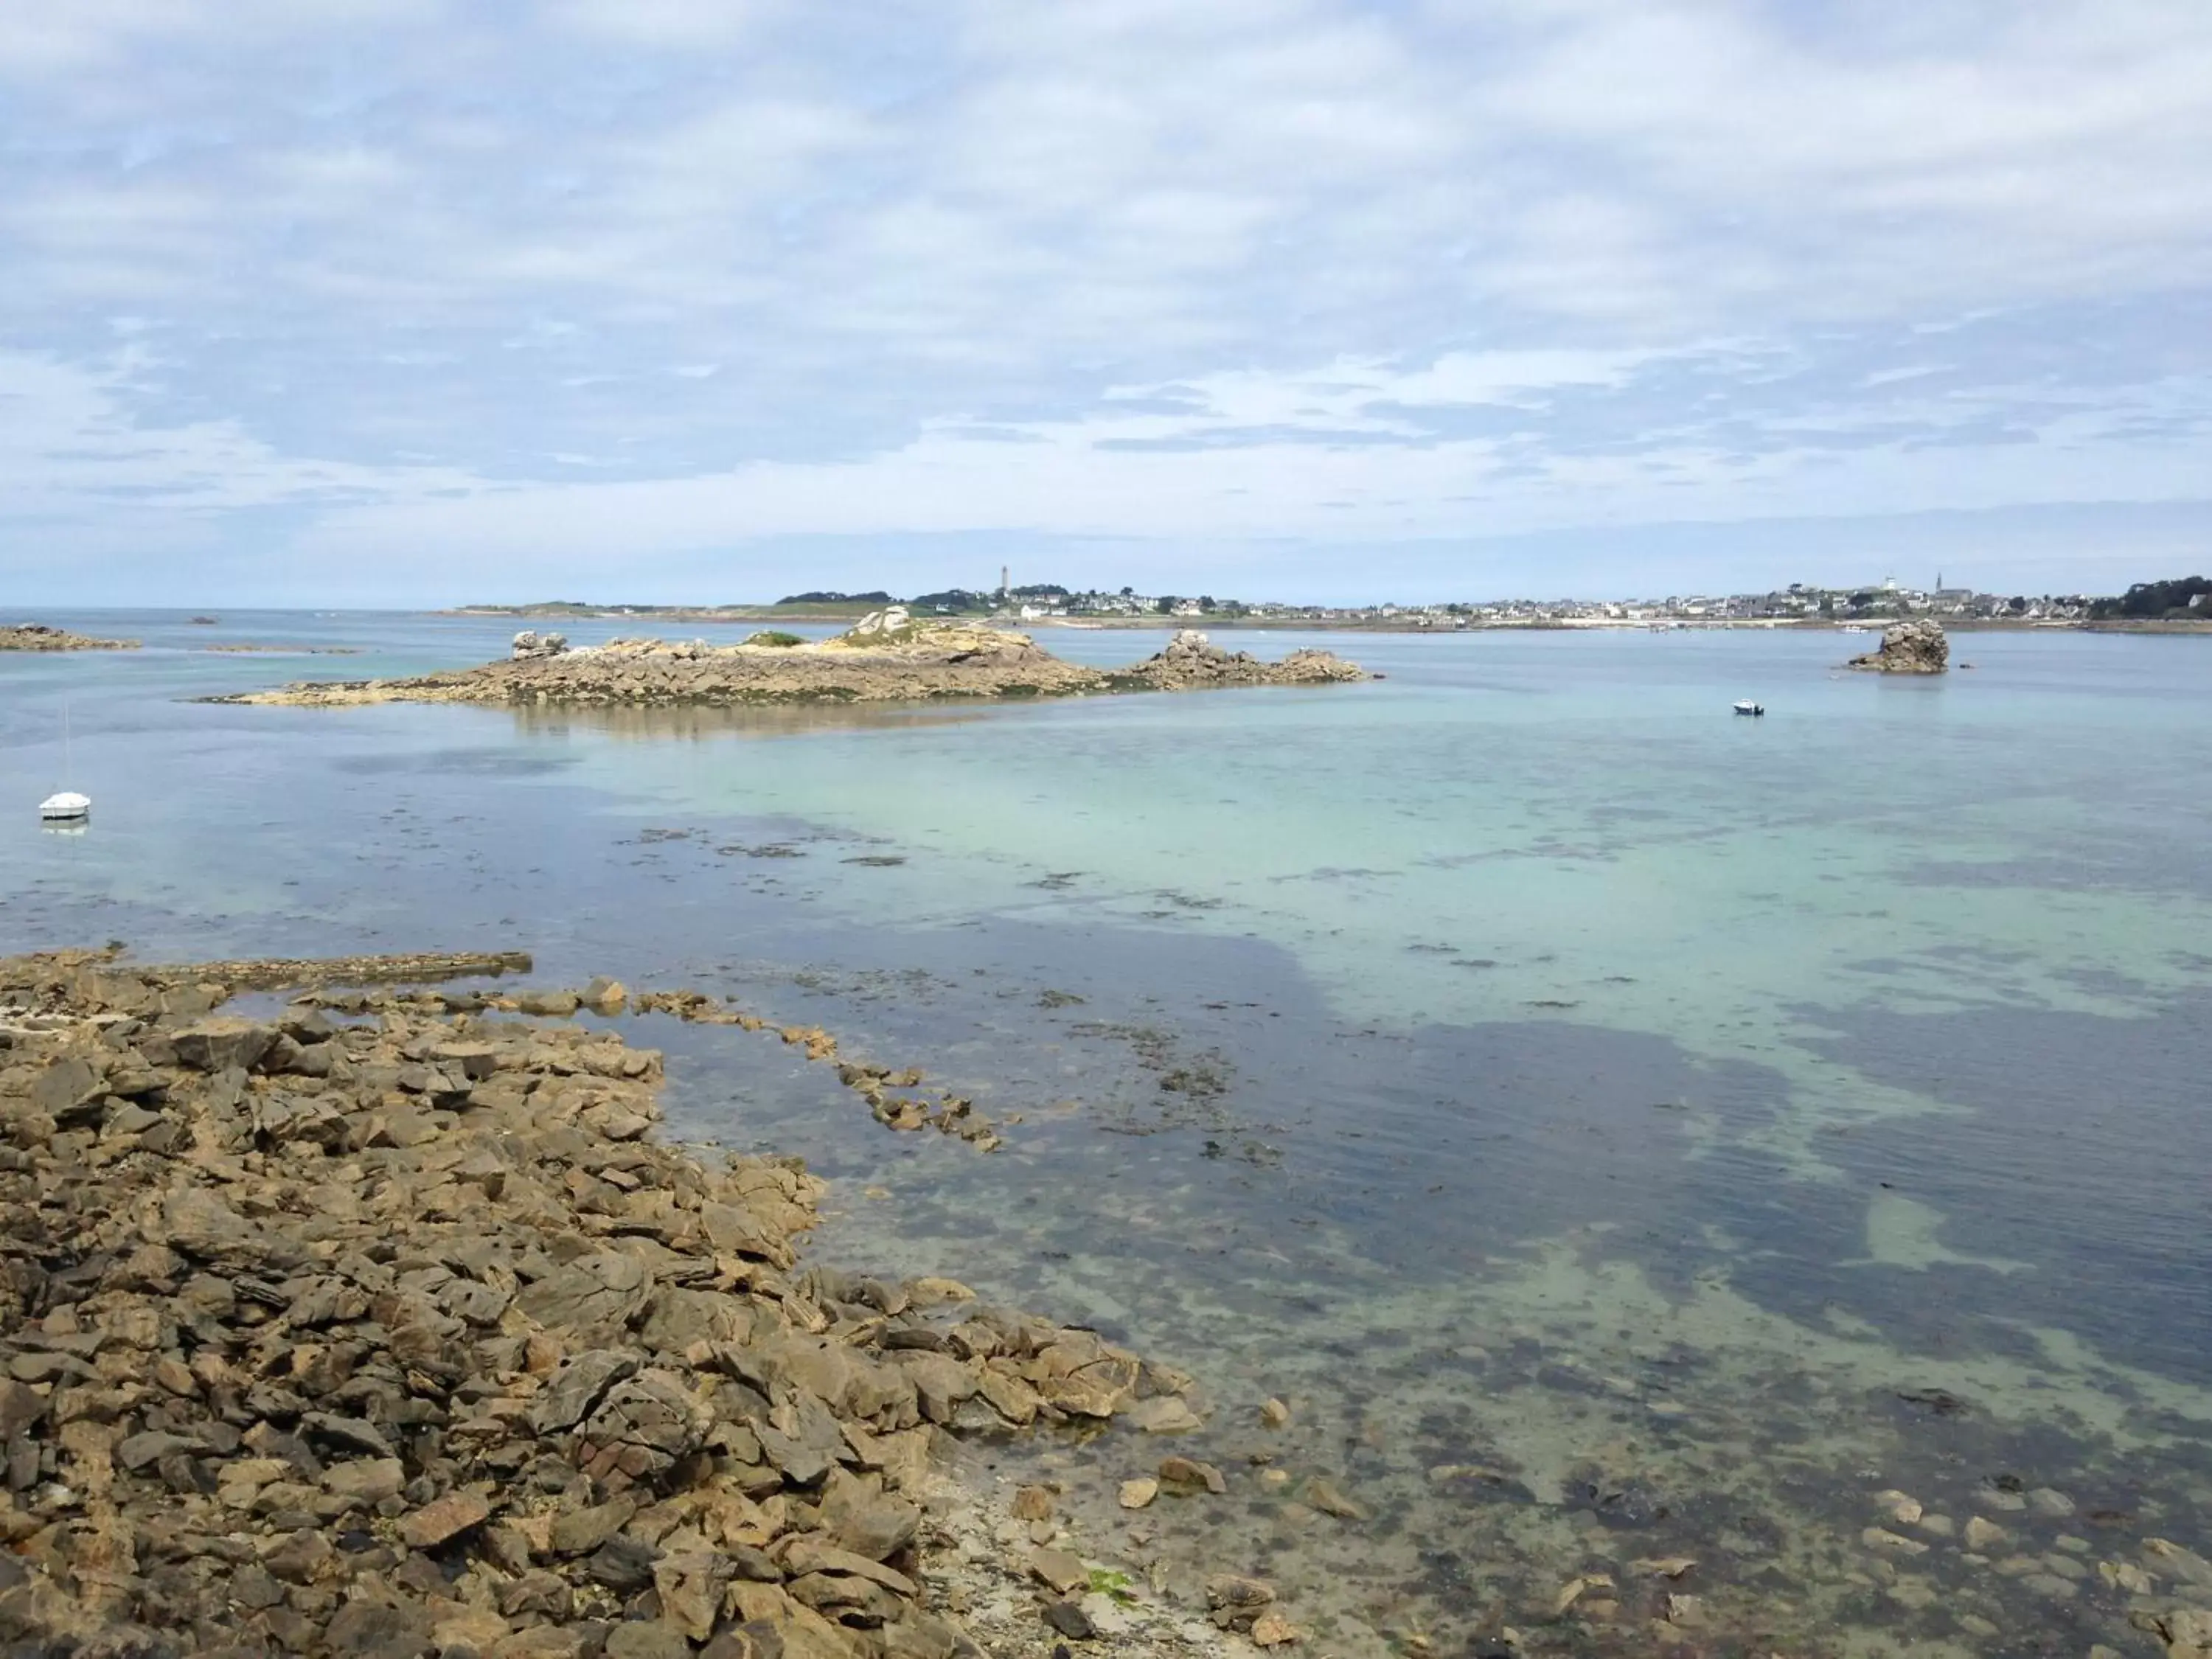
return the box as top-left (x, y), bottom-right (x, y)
top-left (3, 0), bottom-right (2208, 605)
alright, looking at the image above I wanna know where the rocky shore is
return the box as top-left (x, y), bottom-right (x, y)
top-left (215, 616), bottom-right (1363, 710)
top-left (1, 625), bottom-right (139, 653)
top-left (0, 948), bottom-right (1278, 1659)
top-left (1846, 617), bottom-right (1950, 674)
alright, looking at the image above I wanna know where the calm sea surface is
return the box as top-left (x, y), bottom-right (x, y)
top-left (5, 611), bottom-right (2210, 1653)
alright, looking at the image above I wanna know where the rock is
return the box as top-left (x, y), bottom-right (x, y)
top-left (552, 1500), bottom-right (637, 1557)
top-left (1205, 1575), bottom-right (1275, 1630)
top-left (400, 1489), bottom-right (491, 1549)
top-left (1157, 1455), bottom-right (1226, 1495)
top-left (1117, 1479), bottom-right (1158, 1510)
top-left (584, 977), bottom-right (628, 1012)
top-left (1863, 1527), bottom-right (1929, 1556)
top-left (262, 1527), bottom-right (335, 1584)
top-left (1304, 1477), bottom-right (1368, 1520)
top-left (512, 630), bottom-right (570, 660)
top-left (1125, 1395), bottom-right (1203, 1434)
top-left (2027, 1487), bottom-right (2076, 1518)
top-left (1030, 1548), bottom-right (1089, 1596)
top-left (225, 622), bottom-right (1365, 709)
top-left (1966, 1519), bottom-right (2014, 1563)
top-left (30, 1057), bottom-right (102, 1121)
top-left (603, 1622), bottom-right (693, 1659)
top-left (653, 1551), bottom-right (734, 1641)
top-left (1043, 1601), bottom-right (1096, 1640)
top-left (1251, 1612), bottom-right (1303, 1646)
top-left (2146, 1609), bottom-right (2212, 1659)
top-left (1874, 1489), bottom-right (1922, 1526)
top-left (1847, 617), bottom-right (1949, 674)
top-left (170, 1018), bottom-right (279, 1072)
top-left (1259, 1397), bottom-right (1291, 1428)
top-left (1011, 1485), bottom-right (1055, 1522)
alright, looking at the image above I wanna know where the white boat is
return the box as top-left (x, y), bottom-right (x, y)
top-left (39, 704), bottom-right (90, 821)
top-left (1732, 700), bottom-right (1765, 717)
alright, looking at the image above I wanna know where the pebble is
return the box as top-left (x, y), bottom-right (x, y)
top-left (1118, 1478), bottom-right (1159, 1510)
top-left (1964, 1516), bottom-right (2008, 1551)
top-left (1259, 1398), bottom-right (1292, 1429)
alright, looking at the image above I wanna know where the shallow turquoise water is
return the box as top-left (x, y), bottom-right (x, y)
top-left (5, 612), bottom-right (2210, 1652)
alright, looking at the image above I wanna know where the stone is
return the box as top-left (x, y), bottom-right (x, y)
top-left (1118, 1478), bottom-right (1158, 1510)
top-left (1964, 1516), bottom-right (2008, 1551)
top-left (518, 1251), bottom-right (653, 1331)
top-left (1011, 1485), bottom-right (1055, 1522)
top-left (1259, 1398), bottom-right (1291, 1428)
top-left (603, 1622), bottom-right (692, 1659)
top-left (552, 1500), bottom-right (638, 1557)
top-left (2027, 1487), bottom-right (2076, 1518)
top-left (1158, 1455), bottom-right (1226, 1495)
top-left (1125, 1395), bottom-right (1202, 1434)
top-left (400, 1488), bottom-right (491, 1549)
top-left (31, 1057), bottom-right (102, 1120)
top-left (653, 1551), bottom-right (734, 1641)
top-left (1863, 1527), bottom-right (1929, 1556)
top-left (1030, 1548), bottom-right (1088, 1596)
top-left (169, 1018), bottom-right (279, 1073)
top-left (1846, 617), bottom-right (1949, 674)
top-left (1304, 1478), bottom-right (1368, 1520)
top-left (262, 1527), bottom-right (335, 1584)
top-left (1251, 1612), bottom-right (1302, 1646)
top-left (512, 630), bottom-right (570, 660)
top-left (1043, 1601), bottom-right (1096, 1640)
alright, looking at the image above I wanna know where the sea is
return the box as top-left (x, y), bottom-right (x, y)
top-left (5, 610), bottom-right (2209, 1655)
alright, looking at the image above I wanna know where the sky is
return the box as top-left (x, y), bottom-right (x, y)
top-left (3, 0), bottom-right (2210, 606)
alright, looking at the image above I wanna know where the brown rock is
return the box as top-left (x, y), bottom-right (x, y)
top-left (1011, 1485), bottom-right (1055, 1523)
top-left (400, 1488), bottom-right (492, 1549)
top-left (1029, 1547), bottom-right (1088, 1596)
top-left (1158, 1455), bottom-right (1228, 1495)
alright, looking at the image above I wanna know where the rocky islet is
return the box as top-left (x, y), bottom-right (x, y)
top-left (1846, 617), bottom-right (1951, 674)
top-left (1, 624), bottom-right (139, 653)
top-left (0, 947), bottom-right (1283, 1659)
top-left (215, 618), bottom-right (1365, 710)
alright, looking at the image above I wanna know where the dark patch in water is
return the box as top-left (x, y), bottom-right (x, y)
top-left (332, 748), bottom-right (577, 777)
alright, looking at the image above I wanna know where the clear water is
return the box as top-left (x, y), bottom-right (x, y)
top-left (6, 611), bottom-right (2210, 1653)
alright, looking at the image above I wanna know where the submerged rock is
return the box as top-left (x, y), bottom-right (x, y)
top-left (1846, 617), bottom-right (1950, 674)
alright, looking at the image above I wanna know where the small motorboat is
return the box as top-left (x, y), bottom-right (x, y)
top-left (1732, 700), bottom-right (1765, 717)
top-left (39, 790), bottom-right (91, 822)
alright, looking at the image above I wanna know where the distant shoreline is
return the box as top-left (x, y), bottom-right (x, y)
top-left (441, 605), bottom-right (2212, 637)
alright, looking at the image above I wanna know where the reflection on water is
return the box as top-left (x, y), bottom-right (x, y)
top-left (505, 699), bottom-right (1001, 742)
top-left (5, 612), bottom-right (2212, 1653)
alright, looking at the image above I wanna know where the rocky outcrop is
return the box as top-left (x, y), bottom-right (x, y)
top-left (1116, 630), bottom-right (1365, 690)
top-left (0, 623), bottom-right (138, 652)
top-left (512, 630), bottom-right (570, 660)
top-left (1847, 618), bottom-right (1949, 674)
top-left (216, 620), bottom-right (1367, 709)
top-left (0, 947), bottom-right (1219, 1657)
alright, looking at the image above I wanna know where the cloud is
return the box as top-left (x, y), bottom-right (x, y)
top-left (0, 0), bottom-right (2208, 598)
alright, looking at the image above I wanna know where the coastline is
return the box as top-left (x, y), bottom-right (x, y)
top-left (0, 947), bottom-right (1270, 1658)
top-left (436, 608), bottom-right (2212, 638)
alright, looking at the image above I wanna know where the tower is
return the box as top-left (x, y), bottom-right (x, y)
top-left (1000, 564), bottom-right (1009, 598)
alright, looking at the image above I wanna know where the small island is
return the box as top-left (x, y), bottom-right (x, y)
top-left (217, 611), bottom-right (1366, 709)
top-left (1846, 617), bottom-right (1949, 674)
top-left (0, 622), bottom-right (139, 652)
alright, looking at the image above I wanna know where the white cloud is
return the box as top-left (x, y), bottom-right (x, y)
top-left (0, 0), bottom-right (2208, 597)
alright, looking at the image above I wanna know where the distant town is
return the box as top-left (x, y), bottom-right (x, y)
top-left (463, 573), bottom-right (2211, 630)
